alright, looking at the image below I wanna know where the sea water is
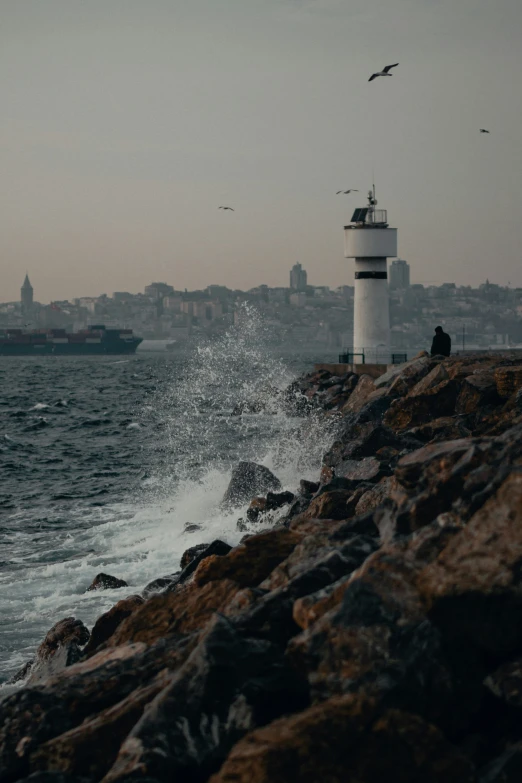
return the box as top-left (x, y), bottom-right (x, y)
top-left (0, 313), bottom-right (338, 682)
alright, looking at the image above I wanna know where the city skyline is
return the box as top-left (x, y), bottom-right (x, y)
top-left (2, 0), bottom-right (521, 302)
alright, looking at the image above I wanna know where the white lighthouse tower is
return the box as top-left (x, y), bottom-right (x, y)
top-left (343, 186), bottom-right (397, 365)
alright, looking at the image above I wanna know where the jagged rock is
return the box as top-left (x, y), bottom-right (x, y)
top-left (380, 438), bottom-right (500, 538)
top-left (142, 573), bottom-right (181, 597)
top-left (455, 371), bottom-right (501, 415)
top-left (408, 416), bottom-right (472, 443)
top-left (83, 595), bottom-right (145, 657)
top-left (27, 618), bottom-right (90, 685)
top-left (409, 362), bottom-right (449, 396)
top-left (243, 491), bottom-right (295, 525)
top-left (29, 671), bottom-right (171, 780)
top-left (342, 374), bottom-right (359, 394)
top-left (300, 479), bottom-right (319, 495)
top-left (261, 533), bottom-right (376, 592)
top-left (419, 471), bottom-right (522, 656)
top-left (287, 544), bottom-right (477, 734)
top-left (86, 573), bottom-right (128, 592)
top-left (184, 523), bottom-right (202, 533)
top-left (176, 539), bottom-right (233, 587)
top-left (106, 579), bottom-right (240, 647)
top-left (102, 616), bottom-right (308, 783)
top-left (303, 490), bottom-right (353, 520)
top-left (0, 636), bottom-right (195, 783)
top-left (336, 456), bottom-right (389, 483)
top-left (354, 476), bottom-right (396, 515)
top-left (6, 660), bottom-right (34, 685)
top-left (374, 353), bottom-right (430, 388)
top-left (485, 658), bottom-right (522, 708)
top-left (180, 543), bottom-right (211, 569)
top-left (383, 380), bottom-right (459, 432)
top-left (209, 695), bottom-right (474, 783)
top-left (222, 462), bottom-right (282, 507)
top-left (342, 375), bottom-right (377, 413)
top-left (495, 366), bottom-right (522, 399)
top-left (194, 528), bottom-right (303, 588)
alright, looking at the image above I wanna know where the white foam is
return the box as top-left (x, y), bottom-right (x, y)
top-left (0, 307), bottom-right (337, 682)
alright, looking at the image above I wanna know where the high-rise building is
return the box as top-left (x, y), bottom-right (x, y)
top-left (21, 273), bottom-right (34, 313)
top-left (389, 259), bottom-right (410, 290)
top-left (290, 262), bottom-right (307, 291)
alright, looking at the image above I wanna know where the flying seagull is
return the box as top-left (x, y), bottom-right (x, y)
top-left (479, 129), bottom-right (490, 133)
top-left (368, 63), bottom-right (399, 82)
top-left (218, 206), bottom-right (235, 211)
top-left (336, 189), bottom-right (359, 194)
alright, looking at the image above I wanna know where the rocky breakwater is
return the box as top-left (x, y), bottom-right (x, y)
top-left (4, 351), bottom-right (522, 782)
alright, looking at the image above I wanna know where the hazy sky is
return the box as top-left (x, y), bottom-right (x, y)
top-left (1, 0), bottom-right (521, 303)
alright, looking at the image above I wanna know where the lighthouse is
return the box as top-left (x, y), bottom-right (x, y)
top-left (343, 187), bottom-right (397, 365)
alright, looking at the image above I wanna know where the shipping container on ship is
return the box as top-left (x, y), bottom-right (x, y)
top-left (0, 325), bottom-right (142, 356)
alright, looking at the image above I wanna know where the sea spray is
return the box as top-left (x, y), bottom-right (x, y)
top-left (0, 314), bottom-right (337, 681)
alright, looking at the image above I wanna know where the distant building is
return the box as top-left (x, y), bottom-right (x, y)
top-left (112, 292), bottom-right (133, 302)
top-left (290, 263), bottom-right (307, 291)
top-left (389, 259), bottom-right (410, 290)
top-left (144, 282), bottom-right (175, 301)
top-left (21, 273), bottom-right (33, 313)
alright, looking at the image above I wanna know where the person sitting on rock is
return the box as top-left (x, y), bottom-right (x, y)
top-left (430, 325), bottom-right (451, 357)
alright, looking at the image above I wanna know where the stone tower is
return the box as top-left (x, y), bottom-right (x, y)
top-left (21, 273), bottom-right (34, 313)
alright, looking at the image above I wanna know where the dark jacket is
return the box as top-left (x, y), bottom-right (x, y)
top-left (430, 331), bottom-right (451, 357)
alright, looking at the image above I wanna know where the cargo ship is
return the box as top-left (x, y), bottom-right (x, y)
top-left (0, 325), bottom-right (142, 356)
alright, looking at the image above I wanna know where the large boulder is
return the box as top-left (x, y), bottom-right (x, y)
top-left (194, 529), bottom-right (303, 588)
top-left (83, 595), bottom-right (145, 657)
top-left (383, 380), bottom-right (459, 432)
top-left (342, 375), bottom-right (377, 414)
top-left (222, 462), bottom-right (282, 507)
top-left (419, 471), bottom-right (522, 656)
top-left (106, 578), bottom-right (240, 647)
top-left (102, 617), bottom-right (308, 783)
top-left (27, 617), bottom-right (90, 685)
top-left (209, 695), bottom-right (474, 783)
top-left (455, 371), bottom-right (501, 415)
top-left (86, 573), bottom-right (128, 592)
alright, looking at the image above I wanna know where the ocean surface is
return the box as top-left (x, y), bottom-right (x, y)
top-left (0, 318), bottom-right (339, 682)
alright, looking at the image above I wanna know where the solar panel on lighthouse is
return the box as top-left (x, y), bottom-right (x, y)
top-left (351, 207), bottom-right (368, 223)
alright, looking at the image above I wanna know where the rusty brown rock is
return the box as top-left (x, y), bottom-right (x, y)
top-left (303, 490), bottom-right (352, 521)
top-left (495, 365), bottom-right (522, 399)
top-left (409, 362), bottom-right (449, 397)
top-left (29, 670), bottom-right (171, 780)
top-left (408, 416), bottom-right (472, 443)
top-left (455, 372), bottom-right (500, 415)
top-left (336, 456), bottom-right (386, 482)
top-left (209, 696), bottom-right (474, 783)
top-left (384, 380), bottom-right (459, 432)
top-left (342, 375), bottom-right (376, 413)
top-left (84, 595), bottom-right (145, 657)
top-left (419, 471), bottom-right (522, 654)
top-left (26, 617), bottom-right (91, 685)
top-left (106, 579), bottom-right (240, 647)
top-left (194, 528), bottom-right (303, 588)
top-left (355, 476), bottom-right (396, 515)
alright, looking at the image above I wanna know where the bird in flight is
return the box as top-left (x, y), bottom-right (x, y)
top-left (479, 129), bottom-right (490, 133)
top-left (368, 63), bottom-right (399, 82)
top-left (336, 189), bottom-right (359, 195)
top-left (218, 206), bottom-right (235, 211)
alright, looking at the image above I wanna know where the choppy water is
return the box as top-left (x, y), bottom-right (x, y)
top-left (0, 314), bottom-right (338, 682)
